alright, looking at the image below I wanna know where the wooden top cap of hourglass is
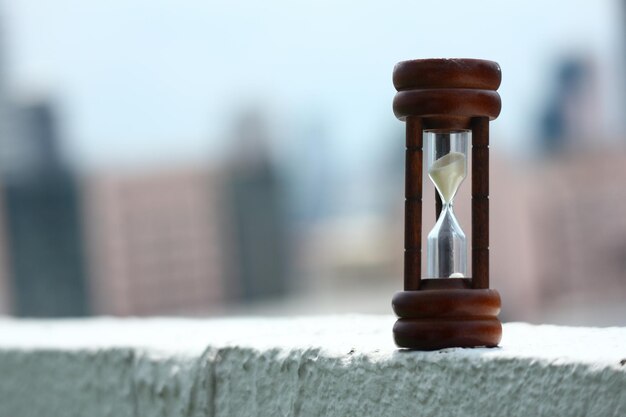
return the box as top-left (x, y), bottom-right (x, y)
top-left (392, 58), bottom-right (502, 127)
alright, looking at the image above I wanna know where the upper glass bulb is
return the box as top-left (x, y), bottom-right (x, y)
top-left (429, 151), bottom-right (466, 204)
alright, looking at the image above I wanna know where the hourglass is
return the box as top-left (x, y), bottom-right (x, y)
top-left (391, 58), bottom-right (503, 350)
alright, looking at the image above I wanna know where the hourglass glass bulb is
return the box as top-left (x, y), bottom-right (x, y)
top-left (429, 152), bottom-right (466, 204)
top-left (425, 130), bottom-right (469, 278)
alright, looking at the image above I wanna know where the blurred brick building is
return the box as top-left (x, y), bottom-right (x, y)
top-left (525, 151), bottom-right (626, 324)
top-left (0, 103), bottom-right (291, 317)
top-left (82, 166), bottom-right (230, 316)
top-left (488, 150), bottom-right (626, 324)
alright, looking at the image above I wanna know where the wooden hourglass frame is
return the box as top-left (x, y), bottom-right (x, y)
top-left (391, 58), bottom-right (502, 350)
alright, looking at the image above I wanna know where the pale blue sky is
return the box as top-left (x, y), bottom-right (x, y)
top-left (1, 0), bottom-right (622, 170)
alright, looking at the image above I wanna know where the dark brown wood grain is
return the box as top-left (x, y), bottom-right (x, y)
top-left (393, 88), bottom-right (501, 122)
top-left (393, 316), bottom-right (502, 350)
top-left (404, 117), bottom-right (422, 290)
top-left (393, 58), bottom-right (501, 91)
top-left (471, 117), bottom-right (490, 289)
top-left (392, 288), bottom-right (501, 319)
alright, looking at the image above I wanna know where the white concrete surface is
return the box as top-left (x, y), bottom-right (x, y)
top-left (0, 316), bottom-right (624, 417)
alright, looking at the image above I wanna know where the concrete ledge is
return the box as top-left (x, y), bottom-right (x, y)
top-left (0, 316), bottom-right (624, 416)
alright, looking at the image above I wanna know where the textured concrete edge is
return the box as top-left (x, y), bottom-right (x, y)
top-left (0, 347), bottom-right (218, 417)
top-left (1, 345), bottom-right (624, 417)
top-left (212, 347), bottom-right (626, 417)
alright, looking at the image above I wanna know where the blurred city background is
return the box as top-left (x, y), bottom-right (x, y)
top-left (0, 0), bottom-right (624, 325)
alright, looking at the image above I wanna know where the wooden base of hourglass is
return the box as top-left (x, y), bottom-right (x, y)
top-left (392, 279), bottom-right (502, 350)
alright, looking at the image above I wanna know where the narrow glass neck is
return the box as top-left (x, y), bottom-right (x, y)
top-left (437, 201), bottom-right (455, 225)
top-left (439, 193), bottom-right (457, 208)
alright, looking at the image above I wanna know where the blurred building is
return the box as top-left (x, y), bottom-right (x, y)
top-left (526, 151), bottom-right (626, 324)
top-left (0, 190), bottom-right (12, 314)
top-left (0, 99), bottom-right (89, 317)
top-left (539, 56), bottom-right (600, 155)
top-left (223, 110), bottom-right (291, 301)
top-left (83, 167), bottom-right (228, 315)
top-left (0, 104), bottom-right (295, 317)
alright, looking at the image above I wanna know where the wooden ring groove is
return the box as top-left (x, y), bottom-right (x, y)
top-left (392, 289), bottom-right (501, 319)
top-left (393, 88), bottom-right (501, 121)
top-left (393, 317), bottom-right (502, 350)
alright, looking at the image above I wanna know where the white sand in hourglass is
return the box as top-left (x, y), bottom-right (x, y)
top-left (428, 152), bottom-right (466, 203)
